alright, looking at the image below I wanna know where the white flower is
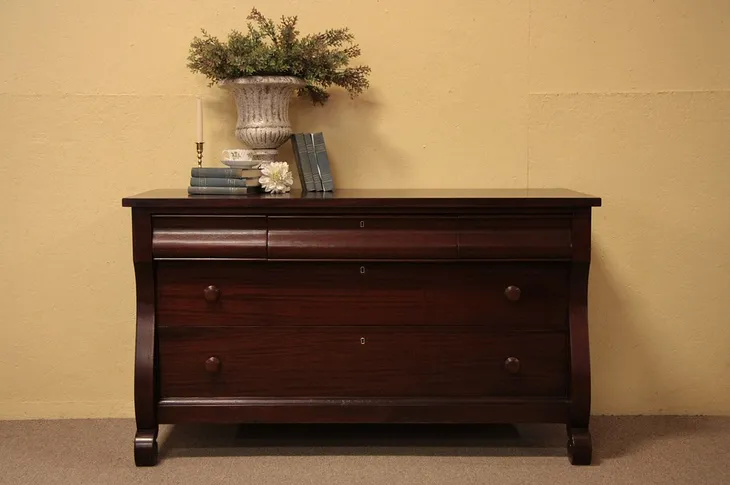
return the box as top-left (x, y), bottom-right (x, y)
top-left (259, 161), bottom-right (294, 194)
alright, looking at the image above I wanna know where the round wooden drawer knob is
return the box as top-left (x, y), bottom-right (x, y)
top-left (205, 356), bottom-right (221, 374)
top-left (203, 285), bottom-right (220, 302)
top-left (504, 285), bottom-right (521, 301)
top-left (504, 357), bottom-right (521, 374)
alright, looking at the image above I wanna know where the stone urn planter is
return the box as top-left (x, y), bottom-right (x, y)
top-left (219, 76), bottom-right (306, 164)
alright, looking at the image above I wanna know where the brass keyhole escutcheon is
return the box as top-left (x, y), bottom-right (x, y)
top-left (360, 337), bottom-right (366, 345)
top-left (360, 266), bottom-right (366, 275)
top-left (360, 220), bottom-right (365, 228)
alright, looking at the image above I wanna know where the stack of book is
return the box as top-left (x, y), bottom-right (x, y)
top-left (291, 132), bottom-right (335, 192)
top-left (188, 167), bottom-right (262, 195)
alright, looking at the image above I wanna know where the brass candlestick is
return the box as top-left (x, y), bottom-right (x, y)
top-left (196, 142), bottom-right (204, 167)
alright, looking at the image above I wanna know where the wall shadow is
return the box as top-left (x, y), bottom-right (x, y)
top-left (586, 240), bottom-right (720, 461)
top-left (287, 87), bottom-right (408, 189)
top-left (588, 238), bottom-right (662, 417)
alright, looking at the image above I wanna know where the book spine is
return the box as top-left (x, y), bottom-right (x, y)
top-left (305, 133), bottom-right (324, 191)
top-left (187, 186), bottom-right (259, 195)
top-left (312, 132), bottom-right (334, 192)
top-left (190, 177), bottom-right (248, 187)
top-left (289, 134), bottom-right (308, 192)
top-left (294, 133), bottom-right (317, 192)
top-left (191, 167), bottom-right (246, 178)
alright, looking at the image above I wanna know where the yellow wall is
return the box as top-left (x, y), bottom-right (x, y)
top-left (0, 0), bottom-right (728, 418)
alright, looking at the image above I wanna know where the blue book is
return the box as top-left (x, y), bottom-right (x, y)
top-left (191, 167), bottom-right (253, 178)
top-left (292, 134), bottom-right (316, 192)
top-left (188, 186), bottom-right (260, 195)
top-left (304, 133), bottom-right (324, 191)
top-left (312, 132), bottom-right (334, 191)
top-left (190, 177), bottom-right (249, 187)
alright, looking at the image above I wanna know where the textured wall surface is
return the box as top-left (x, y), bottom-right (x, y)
top-left (0, 0), bottom-right (728, 418)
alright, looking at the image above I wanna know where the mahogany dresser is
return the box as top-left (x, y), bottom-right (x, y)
top-left (122, 188), bottom-right (601, 466)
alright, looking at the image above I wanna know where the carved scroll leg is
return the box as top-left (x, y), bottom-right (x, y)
top-left (132, 254), bottom-right (158, 466)
top-left (134, 427), bottom-right (159, 466)
top-left (567, 426), bottom-right (592, 465)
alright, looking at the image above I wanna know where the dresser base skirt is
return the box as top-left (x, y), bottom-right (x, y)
top-left (156, 397), bottom-right (571, 424)
top-left (135, 398), bottom-right (590, 466)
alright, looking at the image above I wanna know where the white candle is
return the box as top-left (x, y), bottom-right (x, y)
top-left (196, 97), bottom-right (204, 143)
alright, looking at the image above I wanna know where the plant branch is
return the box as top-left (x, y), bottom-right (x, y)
top-left (187, 7), bottom-right (371, 105)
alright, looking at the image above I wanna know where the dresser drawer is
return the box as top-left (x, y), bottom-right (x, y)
top-left (158, 327), bottom-right (568, 398)
top-left (156, 261), bottom-right (361, 327)
top-left (268, 216), bottom-right (458, 259)
top-left (155, 261), bottom-right (569, 330)
top-left (363, 262), bottom-right (569, 330)
top-left (152, 216), bottom-right (267, 258)
top-left (459, 216), bottom-right (572, 259)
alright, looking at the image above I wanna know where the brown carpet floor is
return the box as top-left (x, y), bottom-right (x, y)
top-left (0, 416), bottom-right (728, 484)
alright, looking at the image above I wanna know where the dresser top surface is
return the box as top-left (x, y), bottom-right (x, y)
top-left (122, 188), bottom-right (601, 209)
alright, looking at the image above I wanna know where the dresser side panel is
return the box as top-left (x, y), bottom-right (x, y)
top-left (131, 208), bottom-right (157, 432)
top-left (568, 208), bottom-right (593, 427)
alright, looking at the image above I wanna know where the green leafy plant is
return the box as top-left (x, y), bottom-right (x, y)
top-left (187, 7), bottom-right (371, 105)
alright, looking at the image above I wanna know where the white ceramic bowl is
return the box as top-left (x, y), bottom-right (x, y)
top-left (221, 149), bottom-right (254, 161)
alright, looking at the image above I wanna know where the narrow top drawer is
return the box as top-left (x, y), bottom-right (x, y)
top-left (459, 217), bottom-right (572, 259)
top-left (268, 217), bottom-right (458, 259)
top-left (152, 216), bottom-right (266, 259)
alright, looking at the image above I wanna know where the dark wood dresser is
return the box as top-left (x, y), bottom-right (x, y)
top-left (122, 188), bottom-right (601, 466)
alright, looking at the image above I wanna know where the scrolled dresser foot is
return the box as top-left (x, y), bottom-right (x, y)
top-left (134, 428), bottom-right (159, 466)
top-left (567, 426), bottom-right (592, 465)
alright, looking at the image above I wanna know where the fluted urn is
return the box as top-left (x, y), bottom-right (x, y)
top-left (219, 76), bottom-right (305, 154)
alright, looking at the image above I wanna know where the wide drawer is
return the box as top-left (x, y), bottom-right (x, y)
top-left (155, 261), bottom-right (569, 330)
top-left (152, 216), bottom-right (267, 259)
top-left (268, 216), bottom-right (458, 259)
top-left (158, 327), bottom-right (568, 398)
top-left (458, 216), bottom-right (572, 259)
